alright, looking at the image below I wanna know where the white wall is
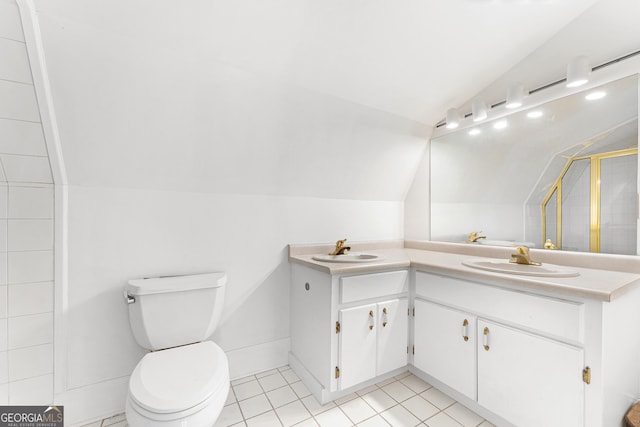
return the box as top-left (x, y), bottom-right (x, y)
top-left (0, 0), bottom-right (55, 405)
top-left (22, 2), bottom-right (429, 423)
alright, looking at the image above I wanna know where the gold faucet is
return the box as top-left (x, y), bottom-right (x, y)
top-left (510, 246), bottom-right (541, 266)
top-left (543, 239), bottom-right (558, 250)
top-left (467, 231), bottom-right (487, 243)
top-left (329, 238), bottom-right (351, 256)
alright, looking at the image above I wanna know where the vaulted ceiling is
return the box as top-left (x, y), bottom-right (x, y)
top-left (30, 0), bottom-right (640, 201)
top-left (33, 0), bottom-right (603, 126)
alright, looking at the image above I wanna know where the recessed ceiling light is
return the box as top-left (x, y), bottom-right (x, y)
top-left (468, 128), bottom-right (481, 136)
top-left (585, 91), bottom-right (606, 101)
top-left (493, 120), bottom-right (508, 130)
top-left (527, 110), bottom-right (543, 119)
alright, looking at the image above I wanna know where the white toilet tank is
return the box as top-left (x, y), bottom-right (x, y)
top-left (125, 272), bottom-right (227, 351)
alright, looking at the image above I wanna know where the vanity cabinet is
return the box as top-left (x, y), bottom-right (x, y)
top-left (289, 264), bottom-right (409, 403)
top-left (338, 298), bottom-right (408, 389)
top-left (413, 270), bottom-right (586, 427)
top-left (413, 299), bottom-right (476, 400)
top-left (477, 319), bottom-right (584, 427)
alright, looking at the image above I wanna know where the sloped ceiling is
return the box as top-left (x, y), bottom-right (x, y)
top-left (31, 0), bottom-right (601, 199)
top-left (34, 0), bottom-right (597, 125)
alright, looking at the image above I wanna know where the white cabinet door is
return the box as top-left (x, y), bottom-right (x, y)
top-left (414, 299), bottom-right (477, 399)
top-left (376, 298), bottom-right (408, 376)
top-left (478, 319), bottom-right (584, 427)
top-left (339, 304), bottom-right (377, 390)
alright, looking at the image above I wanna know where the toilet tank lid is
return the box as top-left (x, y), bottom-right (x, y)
top-left (126, 272), bottom-right (227, 296)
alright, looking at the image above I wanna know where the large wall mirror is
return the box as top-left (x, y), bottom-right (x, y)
top-left (430, 74), bottom-right (639, 255)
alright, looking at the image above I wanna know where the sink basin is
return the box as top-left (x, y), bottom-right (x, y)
top-left (312, 253), bottom-right (382, 263)
top-left (462, 258), bottom-right (579, 277)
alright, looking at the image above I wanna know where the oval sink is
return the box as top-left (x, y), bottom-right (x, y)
top-left (312, 253), bottom-right (382, 263)
top-left (462, 258), bottom-right (579, 278)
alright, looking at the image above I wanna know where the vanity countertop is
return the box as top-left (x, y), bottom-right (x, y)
top-left (288, 241), bottom-right (640, 302)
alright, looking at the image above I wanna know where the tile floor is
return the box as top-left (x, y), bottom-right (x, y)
top-left (86, 366), bottom-right (495, 427)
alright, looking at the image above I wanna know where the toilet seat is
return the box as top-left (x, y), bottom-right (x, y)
top-left (129, 340), bottom-right (228, 417)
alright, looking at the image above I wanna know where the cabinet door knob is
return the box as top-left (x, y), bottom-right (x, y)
top-left (462, 319), bottom-right (469, 342)
top-left (483, 326), bottom-right (490, 351)
top-left (369, 310), bottom-right (374, 330)
top-left (382, 307), bottom-right (388, 327)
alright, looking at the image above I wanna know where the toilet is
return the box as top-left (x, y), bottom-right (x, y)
top-left (124, 272), bottom-right (230, 427)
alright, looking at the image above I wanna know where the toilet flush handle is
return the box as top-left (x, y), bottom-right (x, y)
top-left (123, 290), bottom-right (136, 304)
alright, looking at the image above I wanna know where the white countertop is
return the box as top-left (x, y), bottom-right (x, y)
top-left (288, 240), bottom-right (640, 302)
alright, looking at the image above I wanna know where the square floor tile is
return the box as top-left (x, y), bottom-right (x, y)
top-left (291, 381), bottom-right (312, 399)
top-left (361, 389), bottom-right (397, 413)
top-left (238, 394), bottom-right (272, 419)
top-left (314, 407), bottom-right (352, 427)
top-left (256, 368), bottom-right (279, 378)
top-left (444, 403), bottom-right (483, 427)
top-left (267, 385), bottom-right (299, 408)
top-left (245, 410), bottom-right (283, 427)
top-left (420, 388), bottom-right (455, 410)
top-left (300, 395), bottom-right (336, 416)
top-left (334, 392), bottom-right (358, 405)
top-left (356, 384), bottom-right (379, 396)
top-left (394, 371), bottom-right (411, 380)
top-left (293, 418), bottom-right (319, 427)
top-left (215, 403), bottom-right (244, 427)
top-left (478, 421), bottom-right (496, 427)
top-left (275, 400), bottom-right (311, 427)
top-left (399, 375), bottom-right (431, 394)
top-left (381, 381), bottom-right (416, 403)
top-left (401, 396), bottom-right (439, 421)
top-left (281, 368), bottom-right (301, 384)
top-left (376, 377), bottom-right (397, 388)
top-left (232, 375), bottom-right (257, 386)
top-left (102, 414), bottom-right (126, 426)
top-left (339, 396), bottom-right (376, 424)
top-left (225, 387), bottom-right (237, 405)
top-left (258, 372), bottom-right (288, 392)
top-left (380, 405), bottom-right (421, 427)
top-left (424, 412), bottom-right (462, 427)
top-left (357, 415), bottom-right (391, 427)
top-left (234, 380), bottom-right (264, 401)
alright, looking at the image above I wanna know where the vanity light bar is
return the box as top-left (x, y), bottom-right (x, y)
top-left (437, 49), bottom-right (640, 128)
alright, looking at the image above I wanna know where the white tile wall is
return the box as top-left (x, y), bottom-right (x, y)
top-left (7, 250), bottom-right (54, 284)
top-left (0, 38), bottom-right (31, 84)
top-left (8, 184), bottom-right (53, 218)
top-left (1, 154), bottom-right (52, 183)
top-left (0, 253), bottom-right (7, 285)
top-left (7, 312), bottom-right (53, 349)
top-left (9, 374), bottom-right (53, 405)
top-left (8, 282), bottom-right (53, 317)
top-left (0, 383), bottom-right (7, 405)
top-left (0, 184), bottom-right (7, 217)
top-left (0, 219), bottom-right (7, 252)
top-left (0, 351), bottom-right (7, 383)
top-left (8, 344), bottom-right (53, 381)
top-left (0, 118), bottom-right (47, 156)
top-left (0, 319), bottom-right (7, 351)
top-left (0, 0), bottom-right (24, 42)
top-left (0, 80), bottom-right (40, 122)
top-left (0, 285), bottom-right (6, 317)
top-left (0, 2), bottom-right (55, 404)
top-left (8, 219), bottom-right (53, 251)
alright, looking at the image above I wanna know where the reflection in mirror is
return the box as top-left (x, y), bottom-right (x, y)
top-left (431, 75), bottom-right (638, 255)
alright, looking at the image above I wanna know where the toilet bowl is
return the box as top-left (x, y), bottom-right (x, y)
top-left (126, 341), bottom-right (229, 426)
top-left (124, 273), bottom-right (229, 427)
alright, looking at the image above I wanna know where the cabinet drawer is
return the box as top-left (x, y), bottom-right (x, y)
top-left (415, 271), bottom-right (583, 343)
top-left (340, 270), bottom-right (408, 304)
